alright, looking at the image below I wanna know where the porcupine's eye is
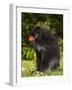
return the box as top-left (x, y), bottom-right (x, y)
top-left (35, 34), bottom-right (39, 39)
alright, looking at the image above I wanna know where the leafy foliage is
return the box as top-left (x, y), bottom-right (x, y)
top-left (22, 47), bottom-right (36, 60)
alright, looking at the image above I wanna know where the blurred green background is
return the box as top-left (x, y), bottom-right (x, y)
top-left (21, 13), bottom-right (63, 77)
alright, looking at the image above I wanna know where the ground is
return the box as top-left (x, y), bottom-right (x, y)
top-left (21, 55), bottom-right (63, 77)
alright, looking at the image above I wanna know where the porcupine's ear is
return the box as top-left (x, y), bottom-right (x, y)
top-left (35, 26), bottom-right (40, 30)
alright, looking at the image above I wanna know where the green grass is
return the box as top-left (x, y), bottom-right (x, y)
top-left (21, 58), bottom-right (63, 77)
top-left (21, 60), bottom-right (36, 77)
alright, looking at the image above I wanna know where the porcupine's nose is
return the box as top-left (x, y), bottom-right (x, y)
top-left (28, 35), bottom-right (35, 42)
